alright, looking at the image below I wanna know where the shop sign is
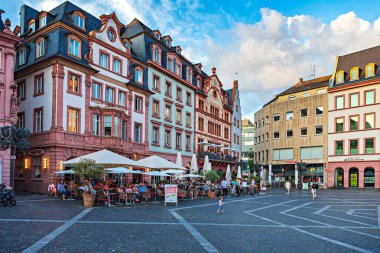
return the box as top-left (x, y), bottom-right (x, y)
top-left (165, 184), bottom-right (178, 206)
top-left (302, 183), bottom-right (309, 190)
top-left (344, 156), bottom-right (364, 161)
top-left (350, 174), bottom-right (358, 187)
top-left (364, 177), bottom-right (375, 184)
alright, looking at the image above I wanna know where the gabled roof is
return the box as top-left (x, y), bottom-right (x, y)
top-left (121, 18), bottom-right (153, 39)
top-left (278, 75), bottom-right (330, 96)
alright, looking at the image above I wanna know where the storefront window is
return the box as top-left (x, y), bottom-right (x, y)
top-left (364, 167), bottom-right (375, 187)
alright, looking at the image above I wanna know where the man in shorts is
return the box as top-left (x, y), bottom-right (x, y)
top-left (311, 181), bottom-right (319, 199)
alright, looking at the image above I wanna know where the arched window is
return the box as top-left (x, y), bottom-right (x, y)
top-left (334, 167), bottom-right (344, 187)
top-left (349, 168), bottom-right (358, 187)
top-left (154, 47), bottom-right (159, 62)
top-left (364, 167), bottom-right (375, 187)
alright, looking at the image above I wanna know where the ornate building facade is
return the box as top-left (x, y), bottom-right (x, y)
top-left (0, 11), bottom-right (19, 185)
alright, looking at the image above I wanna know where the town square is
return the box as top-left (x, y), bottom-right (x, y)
top-left (0, 0), bottom-right (380, 252)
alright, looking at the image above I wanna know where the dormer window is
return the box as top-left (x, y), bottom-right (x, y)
top-left (107, 28), bottom-right (116, 42)
top-left (28, 20), bottom-right (35, 33)
top-left (167, 58), bottom-right (172, 70)
top-left (173, 59), bottom-right (177, 73)
top-left (125, 42), bottom-right (131, 50)
top-left (135, 68), bottom-right (143, 84)
top-left (197, 78), bottom-right (201, 88)
top-left (154, 47), bottom-right (159, 62)
top-left (365, 63), bottom-right (375, 78)
top-left (36, 38), bottom-right (45, 58)
top-left (39, 16), bottom-right (47, 28)
top-left (74, 14), bottom-right (85, 29)
top-left (154, 33), bottom-right (160, 40)
top-left (19, 48), bottom-right (26, 65)
top-left (350, 67), bottom-right (359, 81)
top-left (336, 71), bottom-right (344, 84)
top-left (165, 39), bottom-right (171, 47)
top-left (186, 68), bottom-right (192, 83)
top-left (68, 35), bottom-right (81, 58)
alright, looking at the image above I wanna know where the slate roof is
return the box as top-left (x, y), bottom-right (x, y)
top-left (335, 45), bottom-right (380, 85)
top-left (0, 10), bottom-right (5, 32)
top-left (278, 75), bottom-right (330, 96)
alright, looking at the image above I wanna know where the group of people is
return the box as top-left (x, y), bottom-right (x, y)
top-left (284, 180), bottom-right (319, 199)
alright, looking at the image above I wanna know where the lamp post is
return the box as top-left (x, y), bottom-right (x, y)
top-left (0, 123), bottom-right (30, 189)
top-left (296, 160), bottom-right (307, 189)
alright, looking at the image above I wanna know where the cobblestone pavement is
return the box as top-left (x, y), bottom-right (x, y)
top-left (0, 190), bottom-right (379, 253)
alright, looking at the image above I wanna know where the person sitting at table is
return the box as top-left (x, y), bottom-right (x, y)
top-left (138, 183), bottom-right (147, 193)
top-left (57, 180), bottom-right (69, 200)
top-left (102, 182), bottom-right (111, 207)
top-left (132, 184), bottom-right (140, 203)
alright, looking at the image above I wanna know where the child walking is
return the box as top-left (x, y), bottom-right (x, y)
top-left (217, 196), bottom-right (224, 214)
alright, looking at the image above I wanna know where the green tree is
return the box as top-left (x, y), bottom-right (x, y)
top-left (248, 148), bottom-right (254, 174)
top-left (72, 158), bottom-right (104, 183)
top-left (205, 170), bottom-right (220, 183)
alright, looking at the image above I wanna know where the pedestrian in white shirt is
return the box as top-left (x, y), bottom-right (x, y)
top-left (285, 180), bottom-right (291, 195)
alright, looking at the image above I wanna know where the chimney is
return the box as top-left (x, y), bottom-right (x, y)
top-left (212, 67), bottom-right (216, 75)
top-left (298, 78), bottom-right (303, 84)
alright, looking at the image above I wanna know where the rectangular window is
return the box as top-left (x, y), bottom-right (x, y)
top-left (300, 146), bottom-right (323, 159)
top-left (105, 87), bottom-right (114, 103)
top-left (366, 64), bottom-right (374, 77)
top-left (365, 90), bottom-right (375, 105)
top-left (286, 129), bottom-right (293, 138)
top-left (19, 48), bottom-right (26, 65)
top-left (365, 138), bottom-right (374, 154)
top-left (74, 14), bottom-right (85, 29)
top-left (288, 96), bottom-right (296, 100)
top-left (100, 53), bottom-right (109, 69)
top-left (199, 117), bottom-right (204, 131)
top-left (273, 131), bottom-right (279, 139)
top-left (92, 83), bottom-right (101, 99)
top-left (165, 82), bottom-right (171, 96)
top-left (152, 100), bottom-right (160, 116)
top-left (29, 22), bottom-right (35, 33)
top-left (272, 148), bottom-right (293, 160)
top-left (176, 132), bottom-right (181, 149)
top-left (35, 75), bottom-right (44, 95)
top-left (315, 125), bottom-right (323, 135)
top-left (135, 69), bottom-right (143, 83)
top-left (335, 118), bottom-right (344, 132)
top-left (33, 156), bottom-right (41, 178)
top-left (350, 93), bottom-right (359, 107)
top-left (300, 108), bottom-right (307, 118)
top-left (350, 116), bottom-right (359, 131)
top-left (152, 126), bottom-right (159, 145)
top-left (40, 16), bottom-right (47, 28)
top-left (336, 96), bottom-right (344, 109)
top-left (104, 116), bottom-right (112, 136)
top-left (165, 130), bottom-right (171, 147)
top-left (335, 141), bottom-right (344, 155)
top-left (273, 114), bottom-right (280, 122)
top-left (365, 114), bottom-right (375, 129)
top-left (134, 96), bottom-right (142, 112)
top-left (300, 127), bottom-right (307, 136)
top-left (68, 108), bottom-right (79, 132)
top-left (92, 114), bottom-right (100, 136)
top-left (34, 108), bottom-right (43, 133)
top-left (122, 120), bottom-right (127, 140)
top-left (165, 105), bottom-right (171, 120)
top-left (186, 113), bottom-right (191, 127)
top-left (18, 82), bottom-right (26, 100)
top-left (266, 133), bottom-right (268, 141)
top-left (186, 135), bottom-right (191, 150)
top-left (316, 106), bottom-right (323, 115)
top-left (350, 140), bottom-right (358, 155)
top-left (17, 113), bottom-right (25, 129)
top-left (113, 59), bottom-right (121, 74)
top-left (286, 111), bottom-right (293, 120)
top-left (69, 38), bottom-right (80, 58)
top-left (176, 109), bottom-right (182, 124)
top-left (36, 40), bottom-right (45, 58)
top-left (114, 116), bottom-right (120, 137)
top-left (186, 92), bottom-right (191, 105)
top-left (153, 75), bottom-right (159, 90)
top-left (176, 87), bottom-right (182, 101)
top-left (118, 92), bottom-right (125, 106)
top-left (68, 73), bottom-right (80, 93)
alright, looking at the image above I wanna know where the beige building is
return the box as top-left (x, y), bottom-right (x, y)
top-left (254, 76), bottom-right (330, 185)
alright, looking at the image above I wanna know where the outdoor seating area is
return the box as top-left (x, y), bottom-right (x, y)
top-left (49, 149), bottom-right (261, 207)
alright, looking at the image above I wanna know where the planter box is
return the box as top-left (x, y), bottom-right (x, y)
top-left (83, 193), bottom-right (96, 207)
top-left (207, 191), bottom-right (216, 199)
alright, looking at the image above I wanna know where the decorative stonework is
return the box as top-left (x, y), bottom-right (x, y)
top-left (64, 133), bottom-right (85, 143)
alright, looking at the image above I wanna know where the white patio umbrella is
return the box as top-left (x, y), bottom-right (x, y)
top-left (137, 155), bottom-right (187, 170)
top-left (176, 152), bottom-right (183, 167)
top-left (237, 165), bottom-right (242, 179)
top-left (105, 167), bottom-right (142, 186)
top-left (54, 169), bottom-right (75, 174)
top-left (62, 149), bottom-right (140, 167)
top-left (226, 164), bottom-right (231, 184)
top-left (179, 174), bottom-right (204, 179)
top-left (209, 162), bottom-right (212, 172)
top-left (203, 155), bottom-right (209, 172)
top-left (190, 154), bottom-right (198, 174)
top-left (164, 169), bottom-right (185, 174)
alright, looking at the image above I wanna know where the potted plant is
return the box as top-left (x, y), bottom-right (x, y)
top-left (205, 170), bottom-right (220, 198)
top-left (73, 158), bottom-right (103, 207)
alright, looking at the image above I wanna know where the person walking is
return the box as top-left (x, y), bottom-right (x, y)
top-left (217, 196), bottom-right (224, 214)
top-left (221, 179), bottom-right (228, 196)
top-left (311, 181), bottom-right (319, 199)
top-left (285, 180), bottom-right (291, 195)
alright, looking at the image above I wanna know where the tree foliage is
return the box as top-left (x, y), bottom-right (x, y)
top-left (205, 170), bottom-right (220, 183)
top-left (248, 148), bottom-right (254, 174)
top-left (72, 158), bottom-right (103, 181)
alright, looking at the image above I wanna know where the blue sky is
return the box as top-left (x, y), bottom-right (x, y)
top-left (2, 0), bottom-right (380, 119)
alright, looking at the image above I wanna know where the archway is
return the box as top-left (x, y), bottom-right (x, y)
top-left (349, 168), bottom-right (359, 187)
top-left (334, 167), bottom-right (344, 187)
top-left (364, 167), bottom-right (375, 188)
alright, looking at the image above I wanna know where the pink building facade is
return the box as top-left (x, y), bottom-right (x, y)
top-left (0, 13), bottom-right (19, 186)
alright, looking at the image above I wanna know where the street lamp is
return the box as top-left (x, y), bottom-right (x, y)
top-left (296, 160), bottom-right (307, 189)
top-left (0, 123), bottom-right (30, 189)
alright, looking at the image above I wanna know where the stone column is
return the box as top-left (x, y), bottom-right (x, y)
top-left (344, 168), bottom-right (349, 188)
top-left (375, 169), bottom-right (380, 189)
top-left (268, 164), bottom-right (272, 184)
top-left (358, 169), bottom-right (364, 188)
top-left (295, 165), bottom-right (299, 186)
top-left (144, 98), bottom-right (149, 153)
top-left (51, 63), bottom-right (65, 130)
top-left (84, 74), bottom-right (91, 135)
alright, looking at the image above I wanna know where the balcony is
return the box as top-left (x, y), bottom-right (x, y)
top-left (197, 152), bottom-right (237, 163)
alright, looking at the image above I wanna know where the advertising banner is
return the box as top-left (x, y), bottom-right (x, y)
top-left (165, 184), bottom-right (178, 206)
